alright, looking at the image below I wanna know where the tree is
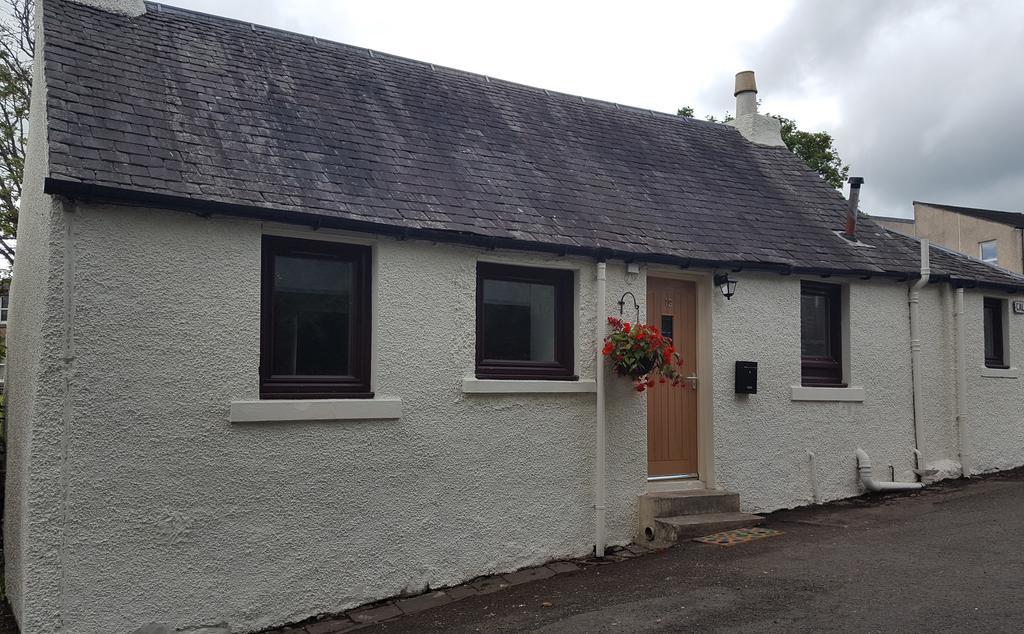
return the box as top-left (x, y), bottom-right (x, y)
top-left (678, 105), bottom-right (850, 189)
top-left (0, 0), bottom-right (32, 266)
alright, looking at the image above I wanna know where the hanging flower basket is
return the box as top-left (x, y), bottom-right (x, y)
top-left (603, 316), bottom-right (684, 392)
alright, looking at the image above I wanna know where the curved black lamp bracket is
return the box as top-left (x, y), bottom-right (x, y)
top-left (618, 291), bottom-right (640, 322)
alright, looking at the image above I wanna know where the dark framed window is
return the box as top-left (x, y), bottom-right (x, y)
top-left (800, 281), bottom-right (845, 387)
top-left (984, 297), bottom-right (1007, 369)
top-left (476, 262), bottom-right (576, 380)
top-left (260, 236), bottom-right (372, 399)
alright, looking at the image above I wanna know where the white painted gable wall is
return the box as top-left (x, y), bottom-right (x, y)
top-left (7, 198), bottom-right (1024, 632)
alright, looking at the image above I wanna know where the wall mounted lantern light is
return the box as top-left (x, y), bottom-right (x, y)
top-left (714, 273), bottom-right (738, 300)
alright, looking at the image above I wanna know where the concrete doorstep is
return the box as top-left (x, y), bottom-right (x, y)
top-left (260, 544), bottom-right (653, 633)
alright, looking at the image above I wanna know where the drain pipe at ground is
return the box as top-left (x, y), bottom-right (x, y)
top-left (594, 261), bottom-right (607, 558)
top-left (856, 448), bottom-right (924, 492)
top-left (908, 239), bottom-right (930, 472)
top-left (807, 451), bottom-right (820, 504)
top-left (954, 288), bottom-right (972, 476)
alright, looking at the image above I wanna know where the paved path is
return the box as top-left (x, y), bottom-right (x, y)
top-left (366, 469), bottom-right (1024, 633)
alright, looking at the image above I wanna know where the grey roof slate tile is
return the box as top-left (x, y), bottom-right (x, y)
top-left (36, 1), bottom-right (1021, 291)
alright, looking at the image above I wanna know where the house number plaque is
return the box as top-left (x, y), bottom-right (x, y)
top-left (1014, 300), bottom-right (1024, 315)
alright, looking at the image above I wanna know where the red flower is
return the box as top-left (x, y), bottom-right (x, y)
top-left (604, 313), bottom-right (687, 394)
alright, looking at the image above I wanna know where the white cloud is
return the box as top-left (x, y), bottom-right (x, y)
top-left (164, 0), bottom-right (794, 116)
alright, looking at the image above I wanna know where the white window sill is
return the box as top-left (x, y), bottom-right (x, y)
top-left (462, 378), bottom-right (597, 394)
top-left (980, 367), bottom-right (1019, 379)
top-left (790, 386), bottom-right (865, 402)
top-left (229, 397), bottom-right (402, 423)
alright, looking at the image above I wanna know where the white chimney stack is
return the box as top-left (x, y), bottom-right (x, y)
top-left (726, 70), bottom-right (785, 147)
top-left (68, 0), bottom-right (146, 17)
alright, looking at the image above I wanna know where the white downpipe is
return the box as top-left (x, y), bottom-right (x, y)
top-left (807, 451), bottom-right (820, 504)
top-left (594, 261), bottom-right (607, 557)
top-left (856, 448), bottom-right (924, 492)
top-left (908, 239), bottom-right (930, 470)
top-left (954, 288), bottom-right (972, 476)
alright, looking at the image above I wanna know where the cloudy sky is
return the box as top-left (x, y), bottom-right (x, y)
top-left (165, 0), bottom-right (1024, 219)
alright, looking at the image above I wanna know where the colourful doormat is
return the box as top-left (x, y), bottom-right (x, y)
top-left (693, 527), bottom-right (783, 547)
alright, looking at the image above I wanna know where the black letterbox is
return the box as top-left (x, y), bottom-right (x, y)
top-left (735, 361), bottom-right (757, 394)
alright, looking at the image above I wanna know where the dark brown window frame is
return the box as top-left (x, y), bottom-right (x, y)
top-left (800, 281), bottom-right (846, 387)
top-left (984, 297), bottom-right (1008, 369)
top-left (260, 235), bottom-right (373, 399)
top-left (475, 262), bottom-right (577, 380)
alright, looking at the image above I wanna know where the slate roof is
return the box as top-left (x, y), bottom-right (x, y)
top-left (888, 232), bottom-right (1024, 292)
top-left (37, 0), bottom-right (1018, 291)
top-left (914, 201), bottom-right (1024, 229)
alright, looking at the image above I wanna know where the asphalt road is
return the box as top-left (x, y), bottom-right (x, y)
top-left (368, 469), bottom-right (1024, 633)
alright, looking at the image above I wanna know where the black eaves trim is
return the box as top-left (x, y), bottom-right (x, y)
top-left (43, 176), bottom-right (933, 284)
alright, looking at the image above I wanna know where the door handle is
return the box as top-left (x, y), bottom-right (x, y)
top-left (685, 374), bottom-right (699, 390)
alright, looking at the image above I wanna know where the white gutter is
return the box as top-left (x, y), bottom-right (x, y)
top-left (856, 448), bottom-right (924, 492)
top-left (954, 288), bottom-right (972, 476)
top-left (908, 239), bottom-right (930, 471)
top-left (594, 261), bottom-right (607, 557)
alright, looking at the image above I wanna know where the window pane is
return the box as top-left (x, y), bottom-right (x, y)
top-left (660, 315), bottom-right (674, 342)
top-left (272, 255), bottom-right (353, 376)
top-left (984, 304), bottom-right (996, 359)
top-left (980, 241), bottom-right (997, 263)
top-left (482, 278), bottom-right (556, 361)
top-left (801, 293), bottom-right (831, 358)
top-left (984, 299), bottom-right (1003, 366)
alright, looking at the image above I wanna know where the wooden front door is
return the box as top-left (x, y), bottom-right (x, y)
top-left (647, 277), bottom-right (698, 478)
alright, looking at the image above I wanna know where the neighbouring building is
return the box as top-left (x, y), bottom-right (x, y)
top-left (870, 214), bottom-right (916, 237)
top-left (6, 1), bottom-right (1024, 632)
top-left (872, 202), bottom-right (1024, 274)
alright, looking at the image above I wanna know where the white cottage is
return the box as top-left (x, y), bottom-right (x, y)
top-left (6, 0), bottom-right (1024, 632)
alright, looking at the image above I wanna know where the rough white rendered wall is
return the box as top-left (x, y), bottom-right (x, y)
top-left (711, 274), bottom-right (918, 512)
top-left (915, 286), bottom-right (961, 471)
top-left (54, 206), bottom-right (647, 633)
top-left (962, 290), bottom-right (1024, 473)
top-left (3, 5), bottom-right (73, 629)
